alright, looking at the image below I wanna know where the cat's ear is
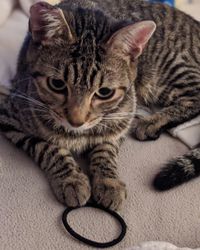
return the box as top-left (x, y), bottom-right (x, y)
top-left (29, 1), bottom-right (74, 45)
top-left (107, 21), bottom-right (156, 60)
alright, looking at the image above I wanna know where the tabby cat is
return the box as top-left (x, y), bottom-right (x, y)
top-left (0, 0), bottom-right (200, 211)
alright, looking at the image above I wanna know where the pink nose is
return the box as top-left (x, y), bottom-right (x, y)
top-left (66, 103), bottom-right (88, 128)
top-left (67, 119), bottom-right (84, 128)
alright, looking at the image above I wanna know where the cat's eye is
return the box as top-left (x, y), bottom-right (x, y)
top-left (95, 88), bottom-right (115, 100)
top-left (47, 78), bottom-right (67, 93)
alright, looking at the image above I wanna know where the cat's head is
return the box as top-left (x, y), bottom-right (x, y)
top-left (25, 1), bottom-right (156, 133)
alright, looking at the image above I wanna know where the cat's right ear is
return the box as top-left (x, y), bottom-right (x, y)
top-left (29, 1), bottom-right (75, 45)
top-left (107, 21), bottom-right (156, 60)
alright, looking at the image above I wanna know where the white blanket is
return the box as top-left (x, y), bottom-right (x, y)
top-left (170, 117), bottom-right (200, 149)
top-left (137, 108), bottom-right (200, 149)
top-left (129, 241), bottom-right (200, 250)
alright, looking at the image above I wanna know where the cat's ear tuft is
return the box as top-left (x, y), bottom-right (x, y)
top-left (107, 21), bottom-right (156, 60)
top-left (29, 1), bottom-right (74, 45)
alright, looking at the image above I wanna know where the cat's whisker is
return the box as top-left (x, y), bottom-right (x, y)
top-left (21, 108), bottom-right (47, 113)
top-left (11, 90), bottom-right (61, 119)
top-left (103, 115), bottom-right (132, 118)
top-left (10, 94), bottom-right (60, 118)
top-left (11, 92), bottom-right (49, 110)
top-left (99, 123), bottom-right (114, 131)
top-left (103, 113), bottom-right (134, 119)
top-left (108, 111), bottom-right (135, 114)
top-left (106, 113), bottom-right (134, 117)
top-left (102, 117), bottom-right (131, 121)
top-left (13, 77), bottom-right (33, 84)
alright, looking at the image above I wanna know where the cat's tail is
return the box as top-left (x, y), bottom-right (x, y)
top-left (153, 147), bottom-right (200, 191)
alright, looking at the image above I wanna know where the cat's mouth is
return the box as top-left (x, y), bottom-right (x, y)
top-left (50, 109), bottom-right (104, 132)
top-left (58, 117), bottom-right (102, 133)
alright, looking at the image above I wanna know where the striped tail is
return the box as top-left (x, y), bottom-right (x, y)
top-left (153, 147), bottom-right (200, 191)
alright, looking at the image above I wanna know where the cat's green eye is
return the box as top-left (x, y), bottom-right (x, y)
top-left (47, 78), bottom-right (67, 93)
top-left (95, 88), bottom-right (115, 100)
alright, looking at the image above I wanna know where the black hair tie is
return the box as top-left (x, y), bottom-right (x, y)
top-left (62, 203), bottom-right (127, 248)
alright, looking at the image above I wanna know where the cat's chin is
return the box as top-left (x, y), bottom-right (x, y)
top-left (58, 119), bottom-right (101, 133)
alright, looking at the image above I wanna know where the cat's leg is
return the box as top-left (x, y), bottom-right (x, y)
top-left (132, 97), bottom-right (200, 141)
top-left (89, 141), bottom-right (127, 211)
top-left (0, 112), bottom-right (91, 207)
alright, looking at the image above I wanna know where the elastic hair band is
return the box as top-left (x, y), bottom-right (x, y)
top-left (62, 203), bottom-right (127, 248)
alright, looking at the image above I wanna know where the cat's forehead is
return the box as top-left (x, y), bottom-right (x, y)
top-left (69, 39), bottom-right (105, 66)
top-left (62, 6), bottom-right (113, 43)
top-left (29, 6), bottom-right (128, 88)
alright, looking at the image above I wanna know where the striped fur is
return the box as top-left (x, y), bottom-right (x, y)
top-left (94, 0), bottom-right (200, 189)
top-left (153, 147), bottom-right (200, 191)
top-left (1, 0), bottom-right (200, 209)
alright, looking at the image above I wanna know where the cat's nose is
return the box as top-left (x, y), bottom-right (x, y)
top-left (66, 106), bottom-right (88, 128)
top-left (66, 97), bottom-right (91, 128)
top-left (67, 118), bottom-right (85, 128)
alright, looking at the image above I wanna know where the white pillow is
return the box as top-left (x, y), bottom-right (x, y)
top-left (0, 0), bottom-right (16, 26)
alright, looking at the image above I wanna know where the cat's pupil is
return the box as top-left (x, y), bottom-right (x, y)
top-left (52, 79), bottom-right (65, 89)
top-left (47, 78), bottom-right (67, 93)
top-left (99, 88), bottom-right (113, 96)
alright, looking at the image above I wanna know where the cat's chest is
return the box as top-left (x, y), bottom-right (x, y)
top-left (59, 136), bottom-right (103, 152)
top-left (49, 133), bottom-right (122, 153)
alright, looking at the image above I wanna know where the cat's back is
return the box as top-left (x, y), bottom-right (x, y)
top-left (93, 0), bottom-right (200, 32)
top-left (90, 0), bottom-right (200, 105)
top-left (61, 0), bottom-right (200, 47)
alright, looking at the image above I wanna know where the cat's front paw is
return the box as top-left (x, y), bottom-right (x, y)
top-left (92, 178), bottom-right (127, 211)
top-left (51, 172), bottom-right (91, 207)
top-left (131, 118), bottom-right (162, 141)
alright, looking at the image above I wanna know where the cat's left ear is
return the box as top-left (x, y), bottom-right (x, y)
top-left (107, 21), bottom-right (156, 60)
top-left (29, 2), bottom-right (74, 45)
